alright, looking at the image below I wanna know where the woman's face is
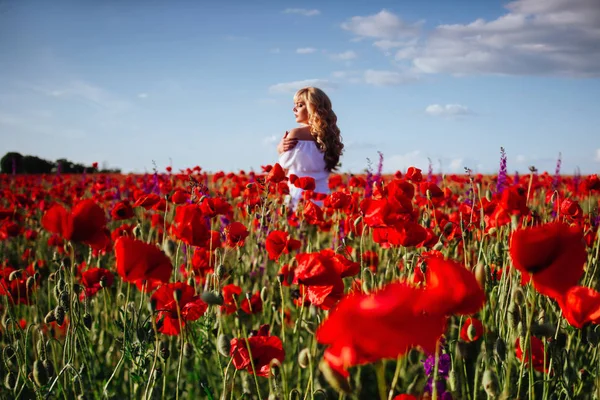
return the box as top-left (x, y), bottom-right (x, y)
top-left (293, 99), bottom-right (309, 124)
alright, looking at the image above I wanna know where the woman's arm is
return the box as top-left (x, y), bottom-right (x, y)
top-left (277, 131), bottom-right (298, 154)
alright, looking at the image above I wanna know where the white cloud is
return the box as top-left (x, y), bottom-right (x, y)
top-left (595, 148), bottom-right (600, 162)
top-left (425, 104), bottom-right (471, 116)
top-left (364, 70), bottom-right (415, 86)
top-left (373, 40), bottom-right (407, 50)
top-left (385, 150), bottom-right (430, 172)
top-left (448, 158), bottom-right (464, 172)
top-left (341, 9), bottom-right (421, 39)
top-left (330, 50), bottom-right (358, 61)
top-left (0, 112), bottom-right (87, 139)
top-left (30, 80), bottom-right (131, 114)
top-left (270, 48), bottom-right (281, 54)
top-left (283, 8), bottom-right (320, 17)
top-left (296, 47), bottom-right (317, 54)
top-left (262, 135), bottom-right (278, 146)
top-left (412, 0), bottom-right (600, 77)
top-left (137, 93), bottom-right (148, 99)
top-left (268, 79), bottom-right (336, 94)
top-left (516, 154), bottom-right (527, 163)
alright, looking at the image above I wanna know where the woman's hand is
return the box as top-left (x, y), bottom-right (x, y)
top-left (277, 131), bottom-right (298, 154)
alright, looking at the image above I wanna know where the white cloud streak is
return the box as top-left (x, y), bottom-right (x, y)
top-left (268, 79), bottom-right (336, 94)
top-left (425, 104), bottom-right (471, 116)
top-left (283, 8), bottom-right (320, 17)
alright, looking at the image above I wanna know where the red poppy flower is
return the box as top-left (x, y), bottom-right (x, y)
top-left (317, 283), bottom-right (446, 377)
top-left (240, 292), bottom-right (263, 314)
top-left (151, 282), bottom-right (207, 335)
top-left (133, 193), bottom-right (161, 209)
top-left (323, 192), bottom-right (352, 210)
top-left (405, 167), bottom-right (422, 183)
top-left (0, 270), bottom-right (35, 305)
top-left (220, 284), bottom-right (242, 315)
top-left (42, 200), bottom-right (110, 250)
top-left (393, 395), bottom-right (417, 400)
top-left (303, 201), bottom-right (324, 225)
top-left (80, 267), bottom-right (114, 299)
top-left (557, 286), bottom-right (600, 328)
top-left (293, 176), bottom-right (316, 191)
top-left (559, 199), bottom-right (583, 221)
top-left (515, 336), bottom-right (547, 373)
top-left (266, 163), bottom-right (287, 184)
top-left (230, 328), bottom-right (285, 377)
top-left (460, 317), bottom-right (484, 342)
top-left (509, 222), bottom-right (587, 299)
top-left (170, 204), bottom-right (211, 247)
top-left (115, 237), bottom-right (173, 290)
top-left (224, 222), bottom-right (249, 247)
top-left (111, 201), bottom-right (134, 220)
top-left (420, 255), bottom-right (486, 316)
top-left (294, 251), bottom-right (360, 309)
top-left (171, 189), bottom-right (190, 205)
top-left (265, 230), bottom-right (302, 261)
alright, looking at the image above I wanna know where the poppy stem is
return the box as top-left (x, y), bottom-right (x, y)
top-left (374, 361), bottom-right (387, 400)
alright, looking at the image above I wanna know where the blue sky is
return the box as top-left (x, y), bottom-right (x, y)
top-left (1, 0), bottom-right (599, 175)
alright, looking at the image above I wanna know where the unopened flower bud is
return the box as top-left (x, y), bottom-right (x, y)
top-left (43, 359), bottom-right (55, 379)
top-left (83, 313), bottom-right (92, 330)
top-left (482, 369), bottom-right (498, 397)
top-left (508, 304), bottom-right (521, 329)
top-left (216, 264), bottom-right (226, 280)
top-left (44, 310), bottom-right (56, 324)
top-left (298, 348), bottom-right (311, 369)
top-left (474, 263), bottom-right (486, 289)
top-left (260, 287), bottom-right (268, 303)
top-left (159, 341), bottom-right (170, 360)
top-left (33, 359), bottom-right (49, 387)
top-left (163, 239), bottom-right (176, 257)
top-left (217, 334), bottom-right (231, 357)
top-left (59, 291), bottom-right (70, 310)
top-left (511, 287), bottom-right (525, 306)
top-left (353, 216), bottom-right (362, 227)
top-left (4, 372), bottom-right (16, 390)
top-left (467, 323), bottom-right (478, 342)
top-left (433, 242), bottom-right (444, 251)
top-left (26, 276), bottom-right (36, 290)
top-left (54, 306), bottom-right (65, 326)
top-left (173, 289), bottom-right (183, 302)
top-left (8, 270), bottom-right (21, 281)
top-left (201, 291), bottom-right (224, 306)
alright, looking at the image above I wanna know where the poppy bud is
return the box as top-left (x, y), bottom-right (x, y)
top-left (44, 310), bottom-right (56, 324)
top-left (26, 276), bottom-right (35, 290)
top-left (353, 216), bottom-right (362, 227)
top-left (485, 189), bottom-right (493, 202)
top-left (187, 277), bottom-right (195, 288)
top-left (216, 264), bottom-right (226, 280)
top-left (99, 276), bottom-right (108, 288)
top-left (83, 313), bottom-right (92, 330)
top-left (433, 242), bottom-right (444, 251)
top-left (508, 304), bottom-right (521, 329)
top-left (467, 323), bottom-right (478, 342)
top-left (43, 359), bottom-right (55, 379)
top-left (133, 224), bottom-right (142, 239)
top-left (57, 278), bottom-right (66, 293)
top-left (298, 348), bottom-right (311, 369)
top-left (163, 239), bottom-right (176, 257)
top-left (59, 291), bottom-right (70, 310)
top-left (474, 262), bottom-right (486, 289)
top-left (482, 370), bottom-right (498, 397)
top-left (4, 372), bottom-right (16, 390)
top-left (493, 242), bottom-right (502, 258)
top-left (54, 306), bottom-right (65, 326)
top-left (318, 359), bottom-right (351, 394)
top-left (217, 335), bottom-right (231, 357)
top-left (511, 287), bottom-right (525, 306)
top-left (443, 222), bottom-right (454, 233)
top-left (8, 270), bottom-right (21, 281)
top-left (494, 337), bottom-right (506, 362)
top-left (183, 342), bottom-right (194, 359)
top-left (201, 291), bottom-right (224, 306)
top-left (153, 368), bottom-right (163, 380)
top-left (33, 359), bottom-right (49, 387)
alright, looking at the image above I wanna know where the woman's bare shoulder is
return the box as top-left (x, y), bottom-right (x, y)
top-left (287, 126), bottom-right (313, 140)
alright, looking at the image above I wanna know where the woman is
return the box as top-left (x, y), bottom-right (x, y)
top-left (277, 87), bottom-right (344, 208)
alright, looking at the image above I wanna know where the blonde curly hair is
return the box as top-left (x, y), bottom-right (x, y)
top-left (294, 87), bottom-right (344, 171)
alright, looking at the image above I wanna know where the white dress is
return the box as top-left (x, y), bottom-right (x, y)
top-left (278, 140), bottom-right (330, 208)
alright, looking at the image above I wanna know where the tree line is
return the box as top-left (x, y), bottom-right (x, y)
top-left (0, 152), bottom-right (121, 174)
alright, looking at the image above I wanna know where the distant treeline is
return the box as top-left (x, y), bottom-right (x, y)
top-left (0, 152), bottom-right (121, 174)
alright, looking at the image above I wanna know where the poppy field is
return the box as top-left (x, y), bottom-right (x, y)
top-left (0, 162), bottom-right (599, 400)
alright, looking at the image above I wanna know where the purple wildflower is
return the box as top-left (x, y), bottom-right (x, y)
top-left (552, 152), bottom-right (562, 191)
top-left (514, 170), bottom-right (519, 185)
top-left (11, 157), bottom-right (16, 176)
top-left (496, 147), bottom-right (507, 195)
